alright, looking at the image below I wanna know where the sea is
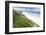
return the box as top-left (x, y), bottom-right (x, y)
top-left (22, 12), bottom-right (40, 18)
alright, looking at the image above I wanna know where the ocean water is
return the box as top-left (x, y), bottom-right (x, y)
top-left (22, 12), bottom-right (40, 18)
top-left (28, 12), bottom-right (40, 18)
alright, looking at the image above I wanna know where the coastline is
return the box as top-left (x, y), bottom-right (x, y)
top-left (22, 12), bottom-right (40, 26)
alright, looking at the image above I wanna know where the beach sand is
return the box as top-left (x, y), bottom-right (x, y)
top-left (22, 12), bottom-right (40, 26)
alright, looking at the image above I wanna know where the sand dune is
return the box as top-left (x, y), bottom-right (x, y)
top-left (22, 12), bottom-right (40, 26)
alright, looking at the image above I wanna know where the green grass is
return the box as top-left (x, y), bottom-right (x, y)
top-left (13, 10), bottom-right (40, 28)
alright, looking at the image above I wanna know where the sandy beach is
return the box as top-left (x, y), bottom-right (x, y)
top-left (22, 12), bottom-right (40, 26)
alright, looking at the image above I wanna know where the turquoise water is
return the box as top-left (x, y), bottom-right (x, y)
top-left (31, 13), bottom-right (40, 17)
top-left (24, 12), bottom-right (40, 18)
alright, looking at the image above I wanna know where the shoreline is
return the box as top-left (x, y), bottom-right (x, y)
top-left (22, 12), bottom-right (40, 26)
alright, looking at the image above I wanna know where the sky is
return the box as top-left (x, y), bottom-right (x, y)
top-left (13, 7), bottom-right (40, 13)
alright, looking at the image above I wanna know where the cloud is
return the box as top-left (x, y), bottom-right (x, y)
top-left (13, 7), bottom-right (40, 12)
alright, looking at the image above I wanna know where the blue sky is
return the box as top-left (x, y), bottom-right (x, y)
top-left (13, 7), bottom-right (40, 12)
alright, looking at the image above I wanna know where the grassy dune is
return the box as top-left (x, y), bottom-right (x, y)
top-left (13, 10), bottom-right (39, 28)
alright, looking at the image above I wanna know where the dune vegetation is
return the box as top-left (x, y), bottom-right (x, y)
top-left (13, 10), bottom-right (39, 28)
